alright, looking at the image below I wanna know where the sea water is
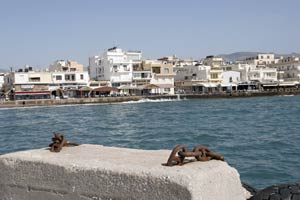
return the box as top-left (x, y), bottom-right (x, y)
top-left (0, 96), bottom-right (299, 189)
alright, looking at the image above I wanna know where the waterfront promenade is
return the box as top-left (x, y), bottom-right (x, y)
top-left (1, 90), bottom-right (300, 108)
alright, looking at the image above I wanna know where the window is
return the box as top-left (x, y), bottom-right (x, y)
top-left (112, 83), bottom-right (120, 87)
top-left (164, 68), bottom-right (169, 74)
top-left (113, 65), bottom-right (118, 72)
top-left (29, 77), bottom-right (40, 82)
top-left (65, 74), bottom-right (75, 81)
top-left (152, 67), bottom-right (161, 74)
top-left (90, 83), bottom-right (99, 87)
top-left (56, 75), bottom-right (62, 80)
top-left (80, 74), bottom-right (84, 80)
top-left (229, 77), bottom-right (232, 83)
top-left (211, 73), bottom-right (218, 79)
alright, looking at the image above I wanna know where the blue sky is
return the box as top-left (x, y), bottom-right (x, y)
top-left (0, 0), bottom-right (299, 69)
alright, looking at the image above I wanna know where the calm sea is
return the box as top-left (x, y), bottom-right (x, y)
top-left (0, 96), bottom-right (299, 189)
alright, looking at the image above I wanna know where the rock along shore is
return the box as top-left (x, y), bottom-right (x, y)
top-left (0, 144), bottom-right (248, 200)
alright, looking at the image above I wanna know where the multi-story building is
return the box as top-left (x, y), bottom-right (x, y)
top-left (89, 48), bottom-right (175, 95)
top-left (202, 56), bottom-right (224, 83)
top-left (202, 56), bottom-right (224, 68)
top-left (226, 63), bottom-right (277, 83)
top-left (268, 56), bottom-right (300, 83)
top-left (221, 71), bottom-right (240, 91)
top-left (244, 53), bottom-right (279, 66)
top-left (141, 60), bottom-right (175, 95)
top-left (174, 64), bottom-right (222, 93)
top-left (158, 55), bottom-right (196, 68)
top-left (88, 47), bottom-right (142, 85)
top-left (5, 63), bottom-right (89, 100)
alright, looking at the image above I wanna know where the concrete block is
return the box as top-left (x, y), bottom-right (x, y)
top-left (0, 144), bottom-right (246, 200)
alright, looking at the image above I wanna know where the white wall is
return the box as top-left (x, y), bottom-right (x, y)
top-left (222, 71), bottom-right (240, 84)
top-left (0, 74), bottom-right (4, 88)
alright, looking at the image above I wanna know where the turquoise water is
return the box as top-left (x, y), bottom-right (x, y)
top-left (0, 96), bottom-right (299, 189)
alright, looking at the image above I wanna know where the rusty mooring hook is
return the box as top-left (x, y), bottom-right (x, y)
top-left (166, 144), bottom-right (224, 166)
top-left (49, 132), bottom-right (79, 152)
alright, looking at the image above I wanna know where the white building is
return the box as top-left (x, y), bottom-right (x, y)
top-left (0, 73), bottom-right (4, 89)
top-left (89, 48), bottom-right (175, 95)
top-left (244, 53), bottom-right (279, 66)
top-left (268, 56), bottom-right (300, 84)
top-left (174, 65), bottom-right (211, 82)
top-left (89, 47), bottom-right (142, 86)
top-left (226, 63), bottom-right (277, 83)
top-left (51, 71), bottom-right (89, 90)
top-left (221, 71), bottom-right (240, 91)
top-left (5, 67), bottom-right (89, 100)
top-left (174, 64), bottom-right (223, 93)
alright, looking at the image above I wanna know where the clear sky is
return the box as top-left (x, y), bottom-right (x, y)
top-left (0, 0), bottom-right (299, 69)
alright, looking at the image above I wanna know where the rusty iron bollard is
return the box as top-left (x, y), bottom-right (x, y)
top-left (49, 132), bottom-right (79, 152)
top-left (166, 144), bottom-right (225, 166)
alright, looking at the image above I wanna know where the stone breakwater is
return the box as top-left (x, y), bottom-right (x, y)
top-left (0, 91), bottom-right (300, 108)
top-left (0, 144), bottom-right (248, 200)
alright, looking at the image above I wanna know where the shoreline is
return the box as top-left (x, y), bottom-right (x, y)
top-left (0, 91), bottom-right (299, 108)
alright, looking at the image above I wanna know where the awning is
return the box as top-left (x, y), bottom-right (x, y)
top-left (118, 85), bottom-right (138, 90)
top-left (262, 84), bottom-right (278, 87)
top-left (220, 83), bottom-right (238, 87)
top-left (93, 86), bottom-right (119, 92)
top-left (142, 84), bottom-right (160, 89)
top-left (79, 86), bottom-right (93, 91)
top-left (156, 84), bottom-right (174, 88)
top-left (279, 83), bottom-right (296, 86)
top-left (15, 91), bottom-right (51, 95)
top-left (201, 83), bottom-right (218, 87)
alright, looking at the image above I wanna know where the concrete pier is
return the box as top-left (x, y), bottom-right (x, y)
top-left (0, 144), bottom-right (247, 200)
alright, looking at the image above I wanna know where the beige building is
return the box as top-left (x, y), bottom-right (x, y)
top-left (201, 56), bottom-right (224, 83)
top-left (140, 60), bottom-right (175, 94)
top-left (49, 60), bottom-right (84, 72)
top-left (202, 56), bottom-right (224, 68)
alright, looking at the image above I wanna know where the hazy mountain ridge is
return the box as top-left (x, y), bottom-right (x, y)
top-left (218, 52), bottom-right (300, 62)
top-left (0, 68), bottom-right (7, 73)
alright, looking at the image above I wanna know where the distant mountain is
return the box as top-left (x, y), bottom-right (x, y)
top-left (217, 52), bottom-right (300, 62)
top-left (0, 68), bottom-right (7, 73)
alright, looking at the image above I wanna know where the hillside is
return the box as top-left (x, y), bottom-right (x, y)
top-left (218, 52), bottom-right (300, 62)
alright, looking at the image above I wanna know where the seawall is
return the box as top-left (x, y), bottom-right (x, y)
top-left (0, 91), bottom-right (299, 108)
top-left (0, 144), bottom-right (248, 200)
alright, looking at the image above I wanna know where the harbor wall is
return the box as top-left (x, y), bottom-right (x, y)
top-left (0, 144), bottom-right (248, 200)
top-left (0, 91), bottom-right (300, 108)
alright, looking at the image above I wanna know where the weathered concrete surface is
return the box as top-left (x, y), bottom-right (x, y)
top-left (0, 144), bottom-right (246, 200)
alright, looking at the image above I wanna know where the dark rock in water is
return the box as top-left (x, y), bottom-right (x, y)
top-left (243, 182), bottom-right (258, 196)
top-left (250, 183), bottom-right (300, 200)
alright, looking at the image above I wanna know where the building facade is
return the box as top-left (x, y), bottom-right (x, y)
top-left (268, 56), bottom-right (300, 83)
top-left (244, 53), bottom-right (279, 66)
top-left (89, 47), bottom-right (142, 85)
